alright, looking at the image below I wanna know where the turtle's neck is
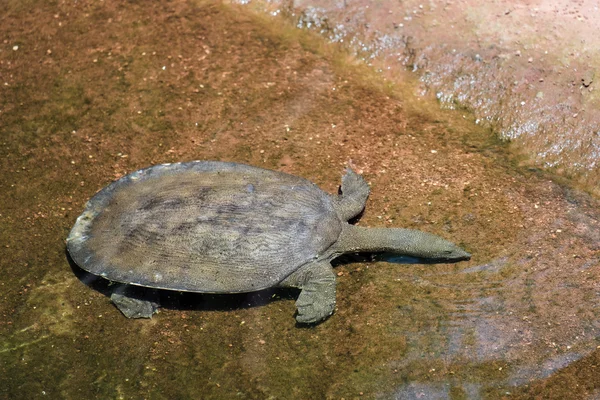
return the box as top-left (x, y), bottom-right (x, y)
top-left (332, 223), bottom-right (470, 261)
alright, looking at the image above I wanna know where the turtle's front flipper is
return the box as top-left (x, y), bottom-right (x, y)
top-left (110, 287), bottom-right (158, 319)
top-left (334, 168), bottom-right (370, 221)
top-left (280, 261), bottom-right (336, 324)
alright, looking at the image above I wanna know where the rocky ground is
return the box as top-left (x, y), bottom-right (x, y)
top-left (243, 0), bottom-right (600, 194)
top-left (1, 0), bottom-right (600, 398)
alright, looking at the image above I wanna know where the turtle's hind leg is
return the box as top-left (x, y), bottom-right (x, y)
top-left (280, 261), bottom-right (336, 324)
top-left (110, 285), bottom-right (159, 319)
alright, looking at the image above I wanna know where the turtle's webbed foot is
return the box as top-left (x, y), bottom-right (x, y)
top-left (341, 168), bottom-right (370, 199)
top-left (295, 287), bottom-right (336, 324)
top-left (342, 167), bottom-right (366, 189)
top-left (280, 261), bottom-right (337, 324)
top-left (111, 292), bottom-right (158, 319)
top-left (336, 167), bottom-right (370, 221)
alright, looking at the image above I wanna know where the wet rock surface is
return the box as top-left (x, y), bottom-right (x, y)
top-left (1, 0), bottom-right (600, 398)
top-left (245, 0), bottom-right (600, 194)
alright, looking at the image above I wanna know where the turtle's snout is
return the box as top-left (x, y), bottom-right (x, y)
top-left (450, 248), bottom-right (471, 261)
top-left (436, 241), bottom-right (471, 262)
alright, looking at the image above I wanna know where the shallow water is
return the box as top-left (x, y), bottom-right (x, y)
top-left (2, 1), bottom-right (600, 399)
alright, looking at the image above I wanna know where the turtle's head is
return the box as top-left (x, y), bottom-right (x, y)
top-left (403, 231), bottom-right (471, 263)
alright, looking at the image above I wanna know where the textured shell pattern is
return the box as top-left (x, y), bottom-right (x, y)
top-left (67, 161), bottom-right (342, 293)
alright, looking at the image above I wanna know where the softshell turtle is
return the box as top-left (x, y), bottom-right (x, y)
top-left (67, 161), bottom-right (470, 323)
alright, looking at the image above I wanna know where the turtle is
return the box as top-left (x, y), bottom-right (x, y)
top-left (67, 161), bottom-right (470, 323)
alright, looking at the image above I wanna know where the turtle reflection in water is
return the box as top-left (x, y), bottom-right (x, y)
top-left (67, 161), bottom-right (470, 324)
